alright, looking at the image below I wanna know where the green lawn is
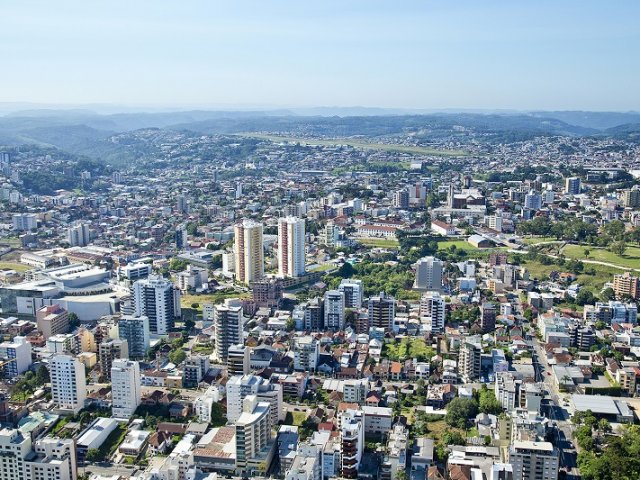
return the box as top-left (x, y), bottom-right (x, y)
top-left (359, 238), bottom-right (400, 248)
top-left (384, 338), bottom-right (434, 361)
top-left (563, 244), bottom-right (640, 270)
top-left (0, 262), bottom-right (30, 272)
top-left (436, 240), bottom-right (480, 252)
top-left (522, 258), bottom-right (620, 293)
top-left (237, 133), bottom-right (468, 157)
top-left (284, 411), bottom-right (308, 426)
top-left (521, 236), bottom-right (561, 245)
top-left (180, 291), bottom-right (249, 311)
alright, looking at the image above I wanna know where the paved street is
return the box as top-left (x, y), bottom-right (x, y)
top-left (530, 333), bottom-right (581, 479)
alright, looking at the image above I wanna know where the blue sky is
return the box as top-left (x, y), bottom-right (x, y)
top-left (1, 1), bottom-right (639, 111)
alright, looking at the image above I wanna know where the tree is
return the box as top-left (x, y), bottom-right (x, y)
top-left (445, 397), bottom-right (478, 429)
top-left (85, 448), bottom-right (101, 462)
top-left (600, 287), bottom-right (616, 302)
top-left (35, 364), bottom-right (49, 385)
top-left (442, 430), bottom-right (466, 446)
top-left (478, 387), bottom-right (503, 415)
top-left (609, 241), bottom-right (627, 256)
top-left (598, 418), bottom-right (612, 434)
top-left (576, 289), bottom-right (598, 306)
top-left (169, 349), bottom-right (186, 365)
top-left (584, 248), bottom-right (590, 258)
top-left (68, 312), bottom-right (80, 329)
top-left (285, 317), bottom-right (296, 332)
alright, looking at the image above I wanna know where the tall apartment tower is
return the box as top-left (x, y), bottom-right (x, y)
top-left (67, 223), bottom-right (91, 247)
top-left (50, 354), bottom-right (86, 415)
top-left (214, 298), bottom-right (244, 362)
top-left (339, 279), bottom-right (364, 308)
top-left (117, 315), bottom-right (150, 359)
top-left (99, 339), bottom-right (129, 380)
top-left (234, 220), bottom-right (264, 284)
top-left (133, 275), bottom-right (181, 334)
top-left (420, 291), bottom-right (446, 334)
top-left (368, 292), bottom-right (396, 332)
top-left (278, 216), bottom-right (306, 278)
top-left (235, 396), bottom-right (273, 473)
top-left (414, 256), bottom-right (443, 291)
top-left (36, 305), bottom-right (70, 340)
top-left (324, 290), bottom-right (345, 331)
top-left (227, 375), bottom-right (283, 425)
top-left (340, 409), bottom-right (365, 479)
top-left (227, 343), bottom-right (250, 376)
top-left (111, 359), bottom-right (141, 419)
top-left (480, 303), bottom-right (497, 333)
top-left (564, 177), bottom-right (581, 195)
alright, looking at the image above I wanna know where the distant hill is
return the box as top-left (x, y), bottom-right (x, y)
top-left (532, 111), bottom-right (640, 130)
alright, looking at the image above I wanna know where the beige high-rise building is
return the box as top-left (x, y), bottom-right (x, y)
top-left (277, 216), bottom-right (306, 278)
top-left (36, 305), bottom-right (70, 340)
top-left (234, 220), bottom-right (264, 284)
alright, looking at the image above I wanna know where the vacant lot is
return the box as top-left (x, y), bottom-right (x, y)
top-left (0, 261), bottom-right (30, 272)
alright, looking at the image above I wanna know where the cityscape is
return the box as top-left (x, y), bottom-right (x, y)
top-left (1, 2), bottom-right (640, 480)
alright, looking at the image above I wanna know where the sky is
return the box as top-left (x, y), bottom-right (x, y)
top-left (1, 1), bottom-right (639, 111)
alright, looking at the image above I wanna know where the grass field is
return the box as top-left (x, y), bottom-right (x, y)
top-left (384, 338), bottom-right (434, 361)
top-left (436, 240), bottom-right (480, 252)
top-left (358, 238), bottom-right (400, 248)
top-left (522, 258), bottom-right (620, 292)
top-left (284, 411), bottom-right (308, 426)
top-left (180, 291), bottom-right (249, 311)
top-left (0, 262), bottom-right (30, 272)
top-left (238, 133), bottom-right (468, 157)
top-left (563, 244), bottom-right (640, 270)
top-left (521, 236), bottom-right (561, 245)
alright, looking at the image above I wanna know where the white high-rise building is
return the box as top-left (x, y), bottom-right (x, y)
top-left (234, 220), bottom-right (264, 284)
top-left (420, 291), bottom-right (446, 334)
top-left (338, 279), bottom-right (364, 308)
top-left (194, 385), bottom-right (220, 423)
top-left (227, 374), bottom-right (283, 425)
top-left (214, 298), bottom-right (244, 362)
top-left (278, 217), bottom-right (306, 278)
top-left (235, 395), bottom-right (274, 473)
top-left (0, 336), bottom-right (31, 378)
top-left (324, 290), bottom-right (345, 331)
top-left (133, 275), bottom-right (181, 334)
top-left (12, 213), bottom-right (37, 232)
top-left (111, 359), bottom-right (141, 419)
top-left (340, 409), bottom-right (365, 479)
top-left (0, 430), bottom-right (77, 480)
top-left (50, 354), bottom-right (86, 415)
top-left (67, 222), bottom-right (91, 247)
top-left (414, 256), bottom-right (443, 291)
top-left (294, 336), bottom-right (320, 372)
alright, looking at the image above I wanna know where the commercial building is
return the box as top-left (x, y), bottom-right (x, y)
top-left (234, 220), bottom-right (264, 284)
top-left (214, 298), bottom-right (244, 362)
top-left (278, 217), bottom-right (306, 278)
top-left (414, 256), bottom-right (443, 291)
top-left (133, 275), bottom-right (181, 335)
top-left (111, 359), bottom-right (141, 419)
top-left (50, 354), bottom-right (86, 415)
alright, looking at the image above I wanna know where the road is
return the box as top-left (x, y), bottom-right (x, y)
top-left (530, 333), bottom-right (581, 479)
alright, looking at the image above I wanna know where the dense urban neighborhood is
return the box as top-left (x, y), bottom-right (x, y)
top-left (2, 113), bottom-right (640, 480)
